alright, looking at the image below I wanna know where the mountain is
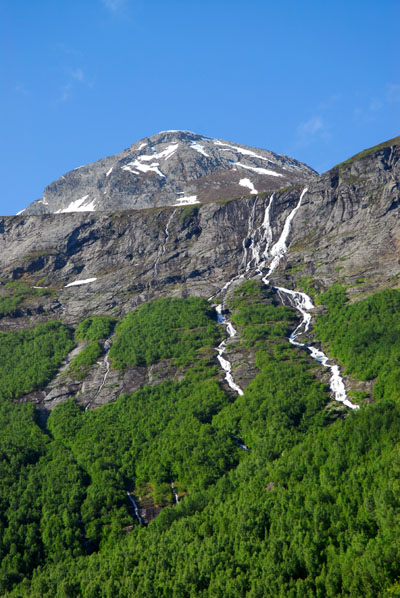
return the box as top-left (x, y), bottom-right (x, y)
top-left (22, 130), bottom-right (317, 214)
top-left (1, 134), bottom-right (400, 598)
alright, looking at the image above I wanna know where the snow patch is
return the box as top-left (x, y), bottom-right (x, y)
top-left (158, 129), bottom-right (196, 135)
top-left (65, 278), bottom-right (98, 288)
top-left (235, 163), bottom-right (282, 177)
top-left (16, 209), bottom-right (25, 215)
top-left (190, 142), bottom-right (210, 157)
top-left (139, 143), bottom-right (178, 161)
top-left (239, 178), bottom-right (258, 194)
top-left (122, 161), bottom-right (166, 178)
top-left (55, 195), bottom-right (96, 213)
top-left (173, 195), bottom-right (199, 206)
top-left (214, 140), bottom-right (276, 164)
top-left (105, 167), bottom-right (113, 177)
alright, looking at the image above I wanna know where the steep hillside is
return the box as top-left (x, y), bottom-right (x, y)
top-left (1, 136), bottom-right (400, 598)
top-left (22, 131), bottom-right (316, 214)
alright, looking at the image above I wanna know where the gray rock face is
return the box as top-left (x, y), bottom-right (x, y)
top-left (22, 130), bottom-right (317, 214)
top-left (1, 137), bottom-right (399, 325)
top-left (286, 138), bottom-right (400, 297)
top-left (2, 136), bottom-right (400, 411)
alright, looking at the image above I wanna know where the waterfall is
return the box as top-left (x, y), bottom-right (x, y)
top-left (127, 491), bottom-right (144, 525)
top-left (154, 209), bottom-right (177, 278)
top-left (275, 286), bottom-right (359, 410)
top-left (210, 186), bottom-right (357, 412)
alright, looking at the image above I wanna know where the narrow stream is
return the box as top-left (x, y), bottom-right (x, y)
top-left (85, 338), bottom-right (112, 411)
top-left (127, 491), bottom-right (144, 525)
top-left (171, 482), bottom-right (179, 504)
top-left (154, 209), bottom-right (177, 278)
top-left (275, 286), bottom-right (358, 410)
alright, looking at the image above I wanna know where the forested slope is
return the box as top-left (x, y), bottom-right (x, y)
top-left (0, 283), bottom-right (400, 597)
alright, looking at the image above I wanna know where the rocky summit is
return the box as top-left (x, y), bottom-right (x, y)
top-left (22, 130), bottom-right (317, 214)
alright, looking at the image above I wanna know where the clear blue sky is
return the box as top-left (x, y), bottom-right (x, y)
top-left (1, 0), bottom-right (399, 215)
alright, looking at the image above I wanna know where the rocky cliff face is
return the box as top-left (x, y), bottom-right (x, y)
top-left (2, 135), bottom-right (399, 412)
top-left (4, 137), bottom-right (400, 318)
top-left (22, 130), bottom-right (317, 214)
top-left (286, 136), bottom-right (400, 296)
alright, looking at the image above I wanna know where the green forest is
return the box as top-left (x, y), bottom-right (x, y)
top-left (1, 284), bottom-right (400, 597)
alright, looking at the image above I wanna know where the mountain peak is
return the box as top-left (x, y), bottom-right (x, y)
top-left (22, 133), bottom-right (317, 215)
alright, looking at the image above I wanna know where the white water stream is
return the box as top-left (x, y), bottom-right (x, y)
top-left (154, 209), bottom-right (177, 278)
top-left (215, 305), bottom-right (244, 395)
top-left (127, 491), bottom-right (144, 525)
top-left (211, 186), bottom-right (358, 411)
top-left (85, 338), bottom-right (112, 411)
top-left (171, 482), bottom-right (179, 504)
top-left (275, 287), bottom-right (358, 410)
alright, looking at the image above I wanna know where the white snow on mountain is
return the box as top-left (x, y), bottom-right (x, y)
top-left (235, 163), bottom-right (283, 177)
top-left (190, 142), bottom-right (210, 157)
top-left (213, 140), bottom-right (276, 164)
top-left (55, 195), bottom-right (97, 213)
top-left (122, 161), bottom-right (166, 178)
top-left (239, 178), bottom-right (258, 194)
top-left (173, 195), bottom-right (199, 206)
top-left (139, 144), bottom-right (178, 161)
top-left (65, 278), bottom-right (98, 287)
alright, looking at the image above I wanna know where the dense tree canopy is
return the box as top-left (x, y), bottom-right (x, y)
top-left (0, 286), bottom-right (400, 597)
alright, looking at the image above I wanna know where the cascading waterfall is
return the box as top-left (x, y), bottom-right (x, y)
top-left (154, 209), bottom-right (177, 278)
top-left (126, 491), bottom-right (144, 525)
top-left (85, 337), bottom-right (112, 411)
top-left (246, 193), bottom-right (274, 274)
top-left (252, 187), bottom-right (356, 410)
top-left (215, 305), bottom-right (244, 395)
top-left (171, 482), bottom-right (179, 504)
top-left (275, 286), bottom-right (358, 410)
top-left (211, 185), bottom-right (357, 412)
top-left (240, 197), bottom-right (258, 271)
top-left (261, 187), bottom-right (307, 284)
top-left (96, 338), bottom-right (112, 395)
top-left (208, 196), bottom-right (263, 397)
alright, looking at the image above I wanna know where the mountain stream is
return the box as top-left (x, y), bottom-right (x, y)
top-left (212, 187), bottom-right (358, 411)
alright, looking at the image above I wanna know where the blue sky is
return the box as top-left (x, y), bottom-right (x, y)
top-left (1, 0), bottom-right (399, 215)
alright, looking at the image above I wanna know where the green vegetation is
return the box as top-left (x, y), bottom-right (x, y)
top-left (68, 341), bottom-right (103, 380)
top-left (315, 287), bottom-right (400, 400)
top-left (1, 286), bottom-right (400, 596)
top-left (335, 135), bottom-right (400, 170)
top-left (228, 280), bottom-right (297, 345)
top-left (179, 204), bottom-right (199, 223)
top-left (109, 297), bottom-right (221, 368)
top-left (297, 274), bottom-right (319, 298)
top-left (315, 282), bottom-right (348, 308)
top-left (0, 322), bottom-right (74, 400)
top-left (0, 281), bottom-right (52, 317)
top-left (75, 316), bottom-right (115, 341)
